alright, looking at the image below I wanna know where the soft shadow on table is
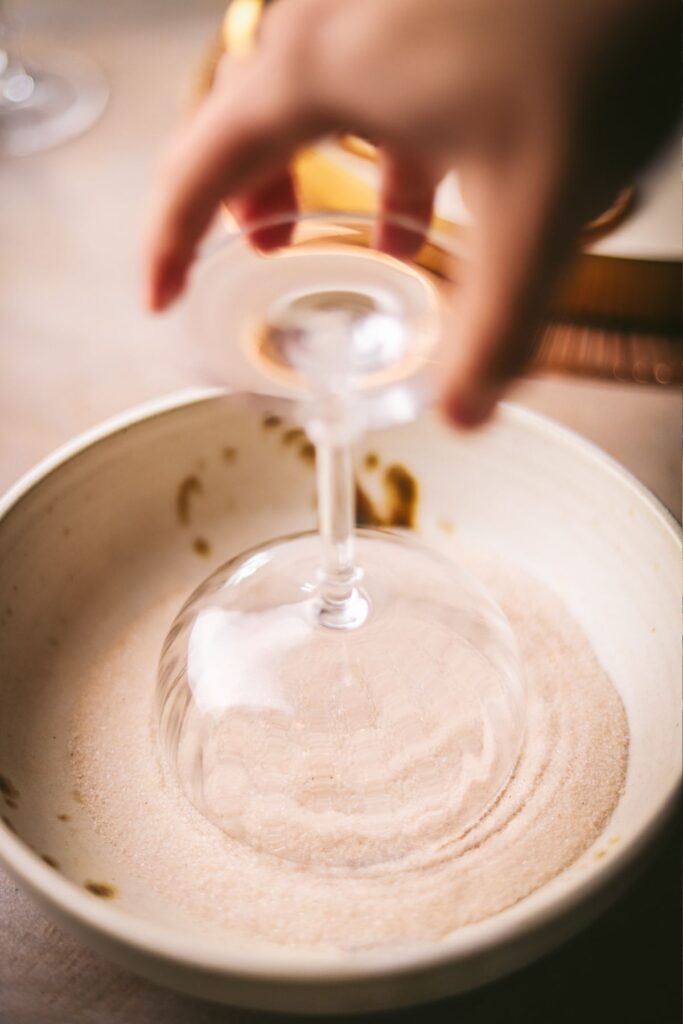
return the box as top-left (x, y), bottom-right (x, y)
top-left (2, 813), bottom-right (680, 1024)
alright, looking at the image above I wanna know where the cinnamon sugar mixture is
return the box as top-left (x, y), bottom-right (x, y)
top-left (70, 550), bottom-right (627, 950)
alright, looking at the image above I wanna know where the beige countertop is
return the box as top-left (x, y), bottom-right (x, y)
top-left (1, 3), bottom-right (680, 1022)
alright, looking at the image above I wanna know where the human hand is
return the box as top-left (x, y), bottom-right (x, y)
top-left (145, 0), bottom-right (677, 425)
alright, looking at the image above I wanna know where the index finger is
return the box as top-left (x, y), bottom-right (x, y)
top-left (144, 55), bottom-right (325, 311)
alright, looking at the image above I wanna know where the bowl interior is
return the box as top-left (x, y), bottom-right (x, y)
top-left (0, 395), bottom-right (679, 970)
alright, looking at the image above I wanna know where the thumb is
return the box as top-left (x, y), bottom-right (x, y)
top-left (441, 155), bottom-right (575, 427)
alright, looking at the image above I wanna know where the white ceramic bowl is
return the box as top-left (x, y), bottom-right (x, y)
top-left (0, 391), bottom-right (679, 1014)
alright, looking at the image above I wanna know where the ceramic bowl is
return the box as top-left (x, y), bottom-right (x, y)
top-left (0, 391), bottom-right (679, 1014)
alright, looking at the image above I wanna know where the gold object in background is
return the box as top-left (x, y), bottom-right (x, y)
top-left (223, 0), bottom-right (263, 57)
top-left (339, 135), bottom-right (636, 244)
top-left (222, 0), bottom-right (268, 52)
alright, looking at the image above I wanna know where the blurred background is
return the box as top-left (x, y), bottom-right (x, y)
top-left (0, 2), bottom-right (680, 1022)
top-left (1, 0), bottom-right (681, 511)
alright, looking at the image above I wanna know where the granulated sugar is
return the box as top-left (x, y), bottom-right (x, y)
top-left (70, 549), bottom-right (628, 950)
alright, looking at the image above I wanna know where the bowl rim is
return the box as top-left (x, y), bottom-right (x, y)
top-left (0, 387), bottom-right (680, 983)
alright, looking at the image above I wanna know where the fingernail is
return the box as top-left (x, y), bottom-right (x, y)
top-left (154, 267), bottom-right (184, 312)
top-left (442, 393), bottom-right (494, 429)
top-left (146, 282), bottom-right (168, 313)
top-left (145, 283), bottom-right (161, 312)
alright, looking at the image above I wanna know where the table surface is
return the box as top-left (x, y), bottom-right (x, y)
top-left (1, 3), bottom-right (680, 1022)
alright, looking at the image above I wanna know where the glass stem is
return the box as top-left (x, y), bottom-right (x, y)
top-left (317, 429), bottom-right (355, 590)
top-left (313, 410), bottom-right (369, 629)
